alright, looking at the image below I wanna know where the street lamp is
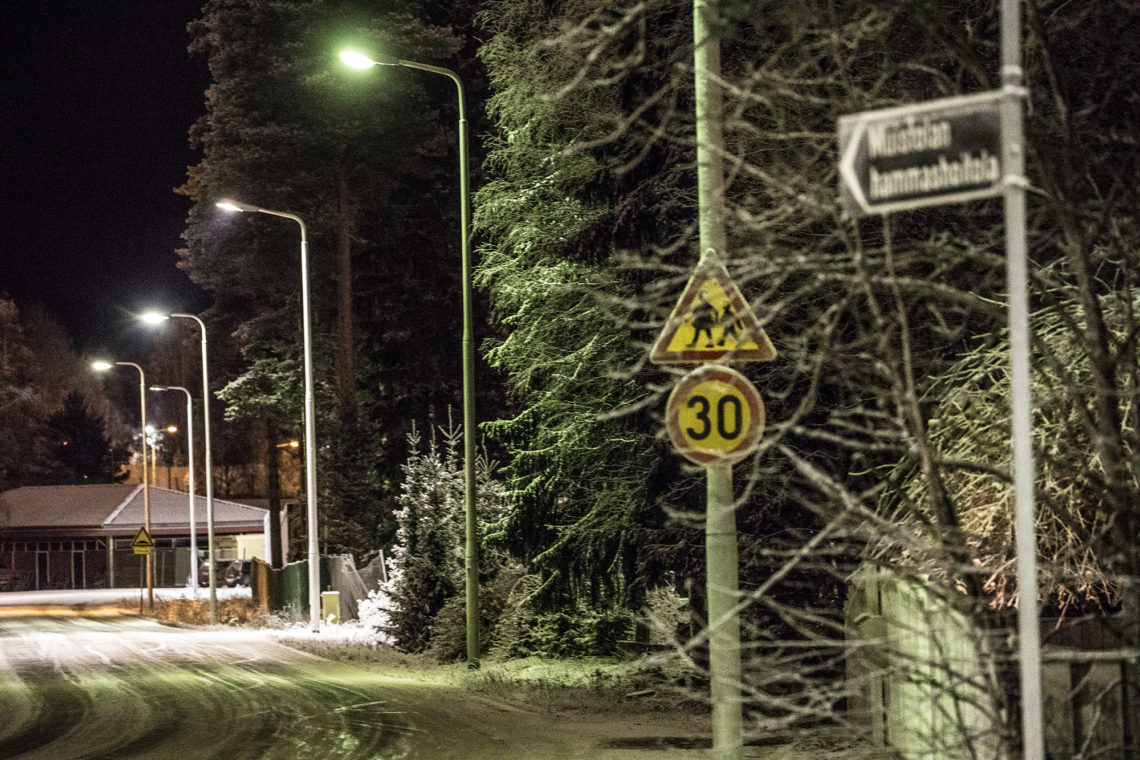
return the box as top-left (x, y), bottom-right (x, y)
top-left (150, 385), bottom-right (197, 596)
top-left (141, 310), bottom-right (218, 623)
top-left (340, 47), bottom-right (480, 667)
top-left (92, 359), bottom-right (153, 608)
top-left (214, 199), bottom-right (321, 632)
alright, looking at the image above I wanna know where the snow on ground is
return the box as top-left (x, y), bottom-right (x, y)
top-left (271, 618), bottom-right (390, 647)
top-left (0, 586), bottom-right (252, 606)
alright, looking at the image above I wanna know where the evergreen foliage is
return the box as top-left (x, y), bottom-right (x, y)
top-left (381, 416), bottom-right (518, 657)
top-left (43, 391), bottom-right (126, 485)
top-left (179, 0), bottom-right (478, 553)
top-left (475, 0), bottom-right (692, 611)
top-left (0, 298), bottom-right (121, 490)
top-left (0, 298), bottom-right (48, 489)
top-left (381, 423), bottom-right (464, 653)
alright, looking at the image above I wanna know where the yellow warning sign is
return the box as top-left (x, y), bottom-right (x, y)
top-left (132, 526), bottom-right (153, 556)
top-left (650, 259), bottom-right (776, 364)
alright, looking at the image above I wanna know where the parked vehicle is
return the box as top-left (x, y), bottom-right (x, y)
top-left (223, 559), bottom-right (251, 587)
top-left (198, 559), bottom-right (251, 588)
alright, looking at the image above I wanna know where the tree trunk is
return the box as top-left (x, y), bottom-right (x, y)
top-left (336, 170), bottom-right (357, 417)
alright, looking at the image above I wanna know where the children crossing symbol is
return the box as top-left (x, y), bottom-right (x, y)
top-left (650, 257), bottom-right (776, 365)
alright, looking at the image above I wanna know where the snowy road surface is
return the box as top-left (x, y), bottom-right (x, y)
top-left (0, 608), bottom-right (722, 759)
top-left (0, 614), bottom-right (411, 759)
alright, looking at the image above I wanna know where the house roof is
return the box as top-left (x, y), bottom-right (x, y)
top-left (0, 483), bottom-right (136, 528)
top-left (103, 486), bottom-right (267, 532)
top-left (0, 484), bottom-right (267, 534)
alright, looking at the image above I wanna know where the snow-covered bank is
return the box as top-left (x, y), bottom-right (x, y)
top-left (0, 586), bottom-right (251, 606)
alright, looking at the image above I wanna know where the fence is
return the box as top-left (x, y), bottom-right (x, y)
top-left (251, 554), bottom-right (385, 622)
top-left (109, 548), bottom-right (190, 589)
top-left (846, 564), bottom-right (1137, 760)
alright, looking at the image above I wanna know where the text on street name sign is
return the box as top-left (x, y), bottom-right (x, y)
top-left (839, 91), bottom-right (1005, 217)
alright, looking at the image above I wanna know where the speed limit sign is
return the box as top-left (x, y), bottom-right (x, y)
top-left (666, 365), bottom-right (765, 466)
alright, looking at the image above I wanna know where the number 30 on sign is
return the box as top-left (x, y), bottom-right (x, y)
top-left (666, 365), bottom-right (765, 466)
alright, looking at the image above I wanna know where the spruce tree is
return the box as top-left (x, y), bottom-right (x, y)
top-left (474, 0), bottom-right (693, 611)
top-left (180, 0), bottom-right (469, 554)
top-left (381, 424), bottom-right (463, 653)
top-left (43, 392), bottom-right (123, 485)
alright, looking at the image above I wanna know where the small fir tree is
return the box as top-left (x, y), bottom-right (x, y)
top-left (381, 423), bottom-right (464, 653)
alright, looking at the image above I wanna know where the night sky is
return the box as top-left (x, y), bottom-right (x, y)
top-left (0, 1), bottom-right (210, 358)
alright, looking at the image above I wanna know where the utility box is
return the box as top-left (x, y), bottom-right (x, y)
top-left (321, 591), bottom-right (340, 624)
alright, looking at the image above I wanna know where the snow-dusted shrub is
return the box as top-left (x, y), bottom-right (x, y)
top-left (380, 424), bottom-right (464, 652)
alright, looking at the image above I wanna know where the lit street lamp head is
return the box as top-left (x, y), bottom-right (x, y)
top-left (90, 360), bottom-right (114, 372)
top-left (215, 198), bottom-right (259, 213)
top-left (140, 311), bottom-right (170, 325)
top-left (339, 49), bottom-right (398, 69)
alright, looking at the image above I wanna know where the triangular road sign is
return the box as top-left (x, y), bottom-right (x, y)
top-left (650, 259), bottom-right (776, 364)
top-left (132, 526), bottom-right (154, 549)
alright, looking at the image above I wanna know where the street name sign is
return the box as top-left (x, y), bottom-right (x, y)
top-left (666, 365), bottom-right (765, 466)
top-left (839, 90), bottom-right (1004, 217)
top-left (650, 258), bottom-right (776, 365)
top-left (132, 526), bottom-right (153, 556)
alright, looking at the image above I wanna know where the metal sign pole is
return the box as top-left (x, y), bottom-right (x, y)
top-left (694, 1), bottom-right (743, 757)
top-left (1000, 1), bottom-right (1043, 757)
top-left (706, 462), bottom-right (743, 759)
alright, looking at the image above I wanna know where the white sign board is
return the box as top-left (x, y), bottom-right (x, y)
top-left (839, 91), bottom-right (1004, 217)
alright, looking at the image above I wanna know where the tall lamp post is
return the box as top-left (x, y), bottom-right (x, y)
top-left (92, 360), bottom-right (153, 608)
top-left (340, 48), bottom-right (480, 668)
top-left (142, 311), bottom-right (218, 624)
top-left (214, 199), bottom-right (321, 632)
top-left (150, 385), bottom-right (197, 596)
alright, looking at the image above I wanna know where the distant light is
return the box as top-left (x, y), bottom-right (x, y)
top-left (140, 311), bottom-right (169, 325)
top-left (91, 361), bottom-right (114, 372)
top-left (339, 50), bottom-right (376, 70)
top-left (145, 425), bottom-right (156, 435)
top-left (166, 425), bottom-right (178, 434)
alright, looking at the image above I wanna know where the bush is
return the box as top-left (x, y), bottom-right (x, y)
top-left (427, 560), bottom-right (531, 662)
top-left (508, 604), bottom-right (634, 658)
top-left (147, 596), bottom-right (260, 626)
top-left (357, 586), bottom-right (394, 646)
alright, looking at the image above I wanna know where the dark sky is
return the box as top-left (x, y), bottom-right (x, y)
top-left (0, 0), bottom-right (210, 358)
